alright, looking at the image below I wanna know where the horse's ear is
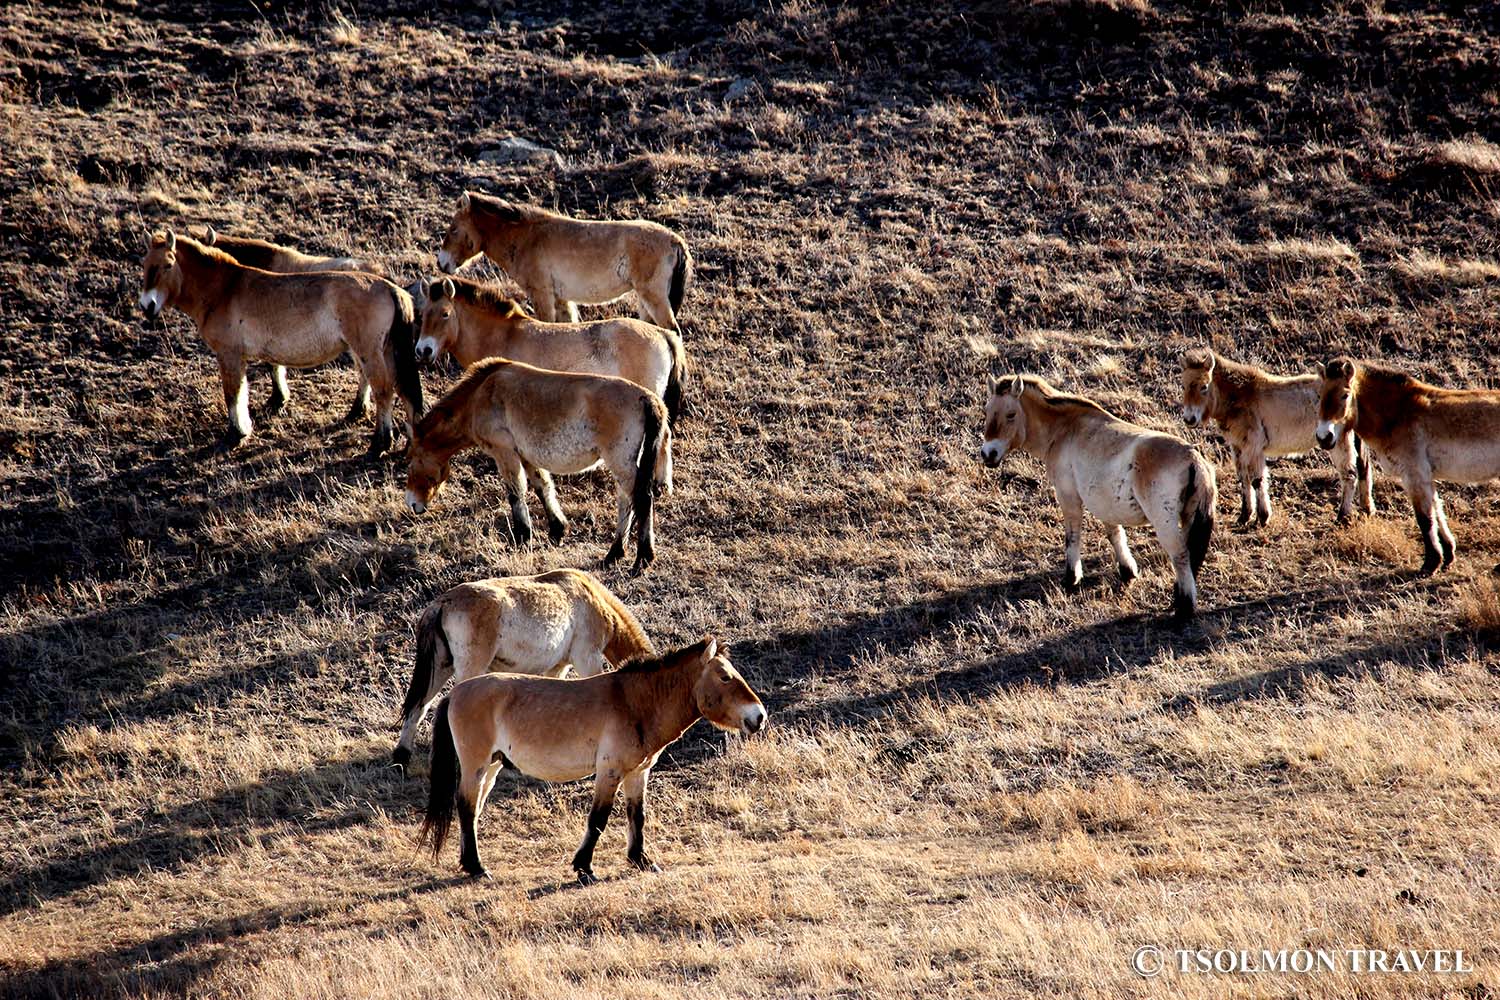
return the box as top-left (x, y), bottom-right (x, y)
top-left (700, 637), bottom-right (718, 663)
top-left (204, 225), bottom-right (217, 245)
top-left (989, 378), bottom-right (1005, 397)
top-left (458, 191), bottom-right (471, 211)
top-left (1325, 357), bottom-right (1354, 380)
top-left (164, 229), bottom-right (176, 251)
top-left (1010, 374), bottom-right (1025, 396)
top-left (441, 277), bottom-right (456, 300)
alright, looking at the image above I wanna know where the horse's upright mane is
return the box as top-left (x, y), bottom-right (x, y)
top-left (173, 235), bottom-right (242, 269)
top-left (468, 192), bottom-right (551, 224)
top-left (444, 276), bottom-right (527, 318)
top-left (1021, 375), bottom-right (1115, 418)
top-left (617, 640), bottom-right (712, 675)
top-left (416, 357), bottom-right (508, 435)
top-left (1355, 361), bottom-right (1425, 390)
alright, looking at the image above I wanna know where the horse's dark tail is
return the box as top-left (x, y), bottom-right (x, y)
top-left (1182, 456), bottom-right (1215, 575)
top-left (668, 243), bottom-right (690, 320)
top-left (388, 284), bottom-right (424, 420)
top-left (419, 697), bottom-right (458, 860)
top-left (661, 330), bottom-right (686, 424)
top-left (633, 396), bottom-right (667, 545)
top-left (399, 604), bottom-right (448, 725)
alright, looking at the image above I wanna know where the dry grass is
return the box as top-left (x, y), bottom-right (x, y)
top-left (2, 1), bottom-right (1500, 998)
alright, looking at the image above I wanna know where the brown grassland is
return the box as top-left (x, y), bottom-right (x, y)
top-left (3, 1), bottom-right (1500, 997)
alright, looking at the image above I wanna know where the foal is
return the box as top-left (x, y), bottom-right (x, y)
top-left (393, 568), bottom-right (655, 770)
top-left (405, 358), bottom-right (673, 574)
top-left (1180, 349), bottom-right (1373, 525)
top-left (418, 276), bottom-right (686, 422)
top-left (138, 230), bottom-right (423, 454)
top-left (1317, 356), bottom-right (1500, 574)
top-left (438, 191), bottom-right (692, 331)
top-left (981, 374), bottom-right (1217, 620)
top-left (194, 226), bottom-right (390, 422)
top-left (421, 638), bottom-right (766, 883)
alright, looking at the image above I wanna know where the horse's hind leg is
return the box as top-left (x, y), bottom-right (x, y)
top-left (1407, 477), bottom-right (1445, 575)
top-left (489, 450), bottom-right (533, 546)
top-left (267, 365), bottom-right (291, 417)
top-left (344, 371), bottom-right (372, 426)
top-left (1108, 524), bottom-right (1138, 583)
top-left (523, 460), bottom-right (567, 543)
top-left (1058, 491), bottom-right (1085, 589)
top-left (456, 775), bottom-right (487, 879)
top-left (637, 287), bottom-right (676, 332)
top-left (1146, 504), bottom-right (1197, 622)
top-left (602, 488), bottom-right (633, 567)
top-left (217, 355), bottom-right (252, 448)
top-left (363, 360), bottom-right (398, 458)
top-left (622, 767), bottom-right (659, 873)
top-left (1435, 493), bottom-right (1457, 567)
top-left (572, 768), bottom-right (623, 885)
top-left (394, 656), bottom-right (456, 767)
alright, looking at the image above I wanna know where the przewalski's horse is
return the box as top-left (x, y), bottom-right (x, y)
top-left (192, 226), bottom-right (392, 425)
top-left (981, 374), bottom-right (1217, 621)
top-left (1180, 349), bottom-right (1373, 525)
top-left (418, 276), bottom-right (686, 422)
top-left (138, 230), bottom-right (423, 454)
top-left (194, 225), bottom-right (385, 276)
top-left (437, 191), bottom-right (692, 331)
top-left (1317, 356), bottom-right (1500, 575)
top-left (420, 637), bottom-right (765, 884)
top-left (404, 357), bottom-right (673, 574)
top-left (393, 568), bottom-right (655, 771)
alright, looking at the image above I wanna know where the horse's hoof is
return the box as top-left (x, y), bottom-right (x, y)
top-left (217, 430), bottom-right (248, 453)
top-left (575, 868), bottom-right (599, 887)
top-left (630, 556), bottom-right (653, 577)
top-left (1418, 557), bottom-right (1441, 577)
top-left (547, 521), bottom-right (567, 545)
top-left (601, 547), bottom-right (625, 568)
top-left (390, 746), bottom-right (411, 773)
top-left (628, 856), bottom-right (660, 873)
top-left (1060, 573), bottom-right (1082, 592)
top-left (1118, 565), bottom-right (1138, 584)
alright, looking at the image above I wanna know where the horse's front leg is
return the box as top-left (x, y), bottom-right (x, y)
top-left (523, 459), bottom-right (568, 543)
top-left (1057, 490), bottom-right (1085, 589)
top-left (216, 353), bottom-right (252, 448)
top-left (267, 365), bottom-right (291, 417)
top-left (622, 767), bottom-right (658, 873)
top-left (490, 448), bottom-right (532, 546)
top-left (572, 764), bottom-right (622, 885)
top-left (1330, 431), bottom-right (1360, 523)
top-left (602, 487), bottom-right (633, 567)
top-left (1405, 471), bottom-right (1446, 575)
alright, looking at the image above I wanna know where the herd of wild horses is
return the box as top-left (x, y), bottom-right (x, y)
top-left (136, 190), bottom-right (1500, 883)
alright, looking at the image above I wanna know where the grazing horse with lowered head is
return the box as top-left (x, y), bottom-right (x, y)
top-left (438, 191), bottom-right (692, 331)
top-left (138, 230), bottom-right (423, 454)
top-left (405, 357), bottom-right (672, 574)
top-left (1180, 349), bottom-right (1373, 525)
top-left (1317, 356), bottom-right (1500, 574)
top-left (392, 568), bottom-right (655, 771)
top-left (981, 373), bottom-right (1216, 621)
top-left (192, 225), bottom-right (391, 425)
top-left (418, 276), bottom-right (686, 422)
top-left (420, 637), bottom-right (766, 884)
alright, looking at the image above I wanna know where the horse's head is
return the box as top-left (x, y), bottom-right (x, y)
top-left (689, 639), bottom-right (766, 736)
top-left (437, 192), bottom-right (483, 275)
top-left (1317, 357), bottom-right (1357, 450)
top-left (417, 277), bottom-right (459, 365)
top-left (1180, 348), bottom-right (1216, 428)
top-left (139, 230), bottom-right (182, 320)
top-left (980, 374), bottom-right (1027, 468)
top-left (404, 438), bottom-right (451, 514)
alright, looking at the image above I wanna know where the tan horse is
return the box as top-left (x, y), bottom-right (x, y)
top-left (392, 568), bottom-right (655, 770)
top-left (405, 358), bottom-right (672, 573)
top-left (1180, 349), bottom-right (1373, 525)
top-left (138, 230), bottom-right (423, 454)
top-left (418, 276), bottom-right (686, 422)
top-left (438, 191), bottom-right (691, 331)
top-left (420, 637), bottom-right (766, 883)
top-left (981, 374), bottom-right (1217, 621)
top-left (192, 226), bottom-right (390, 423)
top-left (1317, 357), bottom-right (1500, 574)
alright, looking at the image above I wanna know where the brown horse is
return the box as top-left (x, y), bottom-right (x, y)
top-left (139, 230), bottom-right (423, 454)
top-left (1180, 349), bottom-right (1373, 525)
top-left (393, 568), bottom-right (655, 770)
top-left (438, 191), bottom-right (691, 331)
top-left (418, 276), bottom-right (686, 422)
top-left (1317, 357), bottom-right (1500, 574)
top-left (405, 357), bottom-right (672, 573)
top-left (192, 226), bottom-right (390, 423)
top-left (981, 374), bottom-right (1216, 621)
top-left (420, 637), bottom-right (766, 883)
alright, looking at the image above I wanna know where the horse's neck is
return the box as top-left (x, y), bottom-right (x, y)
top-left (175, 248), bottom-right (233, 323)
top-left (627, 666), bottom-right (701, 750)
top-left (483, 225), bottom-right (523, 268)
top-left (463, 302), bottom-right (516, 353)
top-left (1019, 396), bottom-right (1066, 458)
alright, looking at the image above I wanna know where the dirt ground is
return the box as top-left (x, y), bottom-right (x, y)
top-left (2, 1), bottom-right (1499, 997)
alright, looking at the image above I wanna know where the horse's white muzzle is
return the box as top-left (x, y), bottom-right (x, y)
top-left (139, 288), bottom-right (164, 319)
top-left (1315, 420), bottom-right (1339, 450)
top-left (415, 337), bottom-right (439, 364)
top-left (405, 490), bottom-right (427, 514)
top-left (980, 441), bottom-right (1007, 468)
top-left (741, 704), bottom-right (767, 736)
top-left (437, 250), bottom-right (457, 275)
top-left (1181, 405), bottom-right (1204, 428)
